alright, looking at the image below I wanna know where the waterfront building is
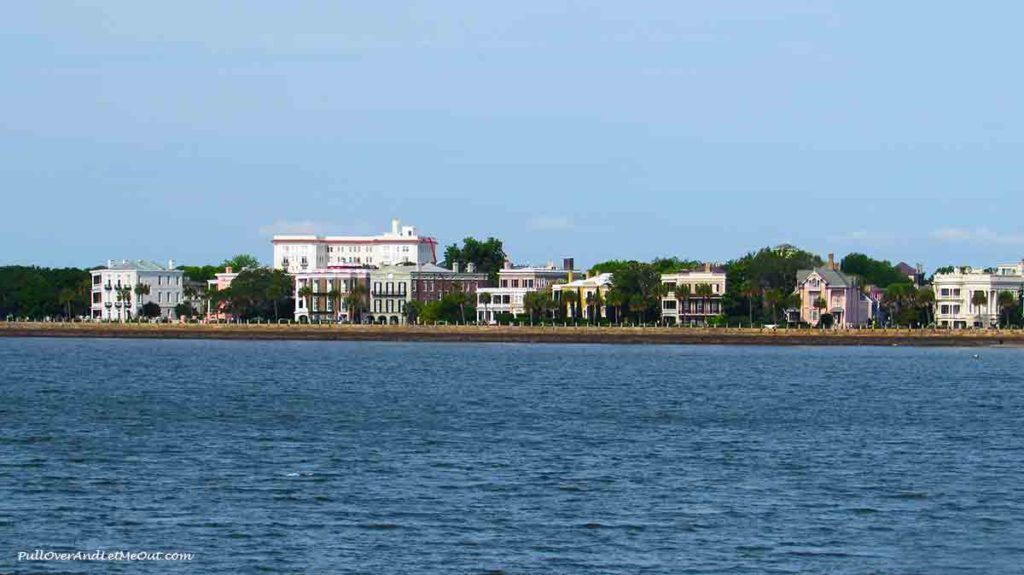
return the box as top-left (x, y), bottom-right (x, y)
top-left (292, 266), bottom-right (372, 323)
top-left (895, 262), bottom-right (926, 287)
top-left (476, 259), bottom-right (577, 323)
top-left (931, 261), bottom-right (1023, 328)
top-left (90, 259), bottom-right (184, 321)
top-left (790, 254), bottom-right (872, 328)
top-left (205, 266), bottom-right (240, 321)
top-left (660, 264), bottom-right (727, 325)
top-left (552, 273), bottom-right (613, 321)
top-left (369, 262), bottom-right (488, 324)
top-left (271, 219), bottom-right (439, 273)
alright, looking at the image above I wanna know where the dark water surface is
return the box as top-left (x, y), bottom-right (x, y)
top-left (2, 338), bottom-right (1023, 574)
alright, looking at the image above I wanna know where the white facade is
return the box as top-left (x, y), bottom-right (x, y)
top-left (272, 219), bottom-right (438, 273)
top-left (932, 262), bottom-right (1023, 328)
top-left (292, 266), bottom-right (372, 323)
top-left (90, 260), bottom-right (184, 321)
top-left (476, 262), bottom-right (576, 323)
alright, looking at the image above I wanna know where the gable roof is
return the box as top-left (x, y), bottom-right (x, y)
top-left (796, 267), bottom-right (856, 288)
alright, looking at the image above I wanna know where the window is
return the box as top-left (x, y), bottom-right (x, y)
top-left (399, 282), bottom-right (406, 295)
top-left (663, 300), bottom-right (677, 310)
top-left (93, 275), bottom-right (101, 285)
top-left (512, 280), bottom-right (520, 288)
top-left (501, 280), bottom-right (508, 288)
top-left (941, 305), bottom-right (950, 314)
top-left (941, 288), bottom-right (950, 296)
top-left (526, 279), bottom-right (534, 288)
top-left (374, 282), bottom-right (381, 293)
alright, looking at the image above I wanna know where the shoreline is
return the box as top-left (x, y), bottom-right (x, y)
top-left (2, 322), bottom-right (1023, 347)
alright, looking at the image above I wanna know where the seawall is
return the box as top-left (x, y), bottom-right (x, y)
top-left (1, 322), bottom-right (1022, 347)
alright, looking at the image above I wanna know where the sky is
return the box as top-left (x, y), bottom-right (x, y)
top-left (2, 1), bottom-right (1023, 272)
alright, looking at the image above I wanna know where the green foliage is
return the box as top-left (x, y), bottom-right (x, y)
top-left (141, 302), bottom-right (162, 318)
top-left (839, 253), bottom-right (909, 288)
top-left (413, 290), bottom-right (475, 324)
top-left (723, 246), bottom-right (822, 322)
top-left (177, 264), bottom-right (222, 283)
top-left (221, 254), bottom-right (262, 271)
top-left (0, 266), bottom-right (92, 319)
top-left (442, 237), bottom-right (506, 284)
top-left (174, 302), bottom-right (197, 318)
top-left (215, 268), bottom-right (293, 320)
top-left (608, 262), bottom-right (663, 322)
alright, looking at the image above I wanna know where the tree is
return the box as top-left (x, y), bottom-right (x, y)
top-left (441, 237), bottom-right (506, 284)
top-left (58, 287), bottom-right (76, 319)
top-left (722, 246), bottom-right (822, 322)
top-left (221, 254), bottom-right (261, 272)
top-left (813, 297), bottom-right (827, 327)
top-left (116, 285), bottom-right (133, 321)
top-left (997, 291), bottom-right (1015, 327)
top-left (608, 262), bottom-right (662, 322)
top-left (479, 292), bottom-right (492, 323)
top-left (739, 280), bottom-right (758, 326)
top-left (133, 283), bottom-right (151, 321)
top-left (141, 301), bottom-right (162, 318)
top-left (764, 288), bottom-right (784, 324)
top-left (174, 302), bottom-right (196, 319)
top-left (695, 283), bottom-right (714, 322)
top-left (326, 289), bottom-right (342, 321)
top-left (266, 270), bottom-right (291, 321)
top-left (297, 285), bottom-right (314, 321)
top-left (674, 283), bottom-right (691, 326)
top-left (971, 290), bottom-right (989, 326)
top-left (561, 289), bottom-right (579, 322)
top-left (840, 253), bottom-right (908, 288)
top-left (916, 287), bottom-right (935, 326)
top-left (344, 283), bottom-right (368, 323)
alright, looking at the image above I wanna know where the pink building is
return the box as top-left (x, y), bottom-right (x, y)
top-left (205, 266), bottom-right (239, 321)
top-left (790, 254), bottom-right (873, 328)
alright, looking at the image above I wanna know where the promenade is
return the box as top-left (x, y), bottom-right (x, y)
top-left (2, 321), bottom-right (1022, 347)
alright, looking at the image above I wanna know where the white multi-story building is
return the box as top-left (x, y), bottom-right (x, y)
top-left (90, 260), bottom-right (184, 321)
top-left (476, 259), bottom-right (577, 323)
top-left (932, 261), bottom-right (1023, 328)
top-left (292, 266), bottom-right (372, 323)
top-left (272, 219), bottom-right (438, 273)
top-left (660, 264), bottom-right (728, 325)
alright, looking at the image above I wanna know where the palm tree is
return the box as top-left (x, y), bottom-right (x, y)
top-left (327, 289), bottom-right (341, 321)
top-left (916, 287), bottom-right (935, 327)
top-left (58, 287), bottom-right (76, 320)
top-left (344, 283), bottom-right (368, 323)
top-left (116, 285), bottom-right (133, 321)
top-left (997, 290), bottom-right (1015, 327)
top-left (561, 290), bottom-right (578, 322)
top-left (695, 283), bottom-right (714, 324)
top-left (813, 296), bottom-right (827, 327)
top-left (764, 288), bottom-right (784, 324)
top-left (133, 283), bottom-right (150, 321)
top-left (674, 283), bottom-right (691, 326)
top-left (971, 290), bottom-right (989, 327)
top-left (297, 285), bottom-right (314, 322)
top-left (605, 288), bottom-right (626, 324)
top-left (479, 292), bottom-right (492, 324)
top-left (740, 280), bottom-right (758, 326)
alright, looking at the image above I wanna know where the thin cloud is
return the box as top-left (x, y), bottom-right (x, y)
top-left (930, 227), bottom-right (1024, 245)
top-left (258, 220), bottom-right (371, 237)
top-left (527, 216), bottom-right (575, 232)
top-left (826, 230), bottom-right (895, 248)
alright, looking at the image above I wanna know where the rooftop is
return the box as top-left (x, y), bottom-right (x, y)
top-left (99, 259), bottom-right (179, 272)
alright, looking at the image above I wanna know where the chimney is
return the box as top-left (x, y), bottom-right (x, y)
top-left (704, 262), bottom-right (711, 273)
top-left (827, 253), bottom-right (835, 270)
top-left (391, 218), bottom-right (400, 235)
top-left (452, 261), bottom-right (461, 273)
top-left (225, 266), bottom-right (233, 274)
top-left (107, 259), bottom-right (112, 268)
top-left (503, 259), bottom-right (513, 270)
top-left (563, 257), bottom-right (574, 271)
top-left (466, 262), bottom-right (476, 273)
top-left (168, 259), bottom-right (175, 270)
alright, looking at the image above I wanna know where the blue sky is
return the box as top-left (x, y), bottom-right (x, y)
top-left (2, 1), bottom-right (1022, 271)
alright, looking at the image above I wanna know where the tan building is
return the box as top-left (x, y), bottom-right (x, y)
top-left (660, 264), bottom-right (727, 325)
